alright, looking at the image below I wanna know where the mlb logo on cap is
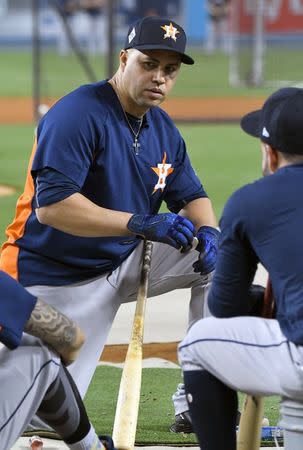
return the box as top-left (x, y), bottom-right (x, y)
top-left (124, 16), bottom-right (194, 65)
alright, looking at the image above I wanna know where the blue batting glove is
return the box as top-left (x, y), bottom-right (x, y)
top-left (127, 213), bottom-right (195, 251)
top-left (192, 225), bottom-right (220, 275)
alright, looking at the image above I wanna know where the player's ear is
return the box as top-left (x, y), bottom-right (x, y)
top-left (267, 145), bottom-right (279, 173)
top-left (120, 49), bottom-right (128, 70)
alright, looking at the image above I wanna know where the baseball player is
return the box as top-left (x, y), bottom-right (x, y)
top-left (0, 269), bottom-right (115, 450)
top-left (0, 16), bottom-right (219, 434)
top-left (204, 0), bottom-right (230, 54)
top-left (179, 87), bottom-right (303, 450)
top-left (56, 0), bottom-right (78, 56)
top-left (79, 0), bottom-right (106, 55)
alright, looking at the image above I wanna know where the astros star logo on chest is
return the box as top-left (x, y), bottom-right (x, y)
top-left (151, 152), bottom-right (174, 193)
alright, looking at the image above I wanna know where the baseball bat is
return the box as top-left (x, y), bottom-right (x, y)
top-left (237, 395), bottom-right (264, 450)
top-left (112, 240), bottom-right (153, 450)
top-left (237, 279), bottom-right (274, 450)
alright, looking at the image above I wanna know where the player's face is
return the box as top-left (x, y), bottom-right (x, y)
top-left (121, 49), bottom-right (181, 113)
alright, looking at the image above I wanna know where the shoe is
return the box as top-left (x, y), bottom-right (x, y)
top-left (170, 411), bottom-right (193, 433)
top-left (99, 435), bottom-right (117, 450)
top-left (170, 410), bottom-right (242, 433)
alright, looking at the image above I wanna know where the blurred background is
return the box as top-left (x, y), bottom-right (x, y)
top-left (1, 0), bottom-right (303, 115)
top-left (0, 0), bottom-right (303, 240)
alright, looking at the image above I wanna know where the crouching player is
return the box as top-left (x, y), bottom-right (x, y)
top-left (0, 269), bottom-right (115, 450)
top-left (179, 88), bottom-right (303, 450)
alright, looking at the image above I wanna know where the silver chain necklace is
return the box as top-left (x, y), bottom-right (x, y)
top-left (113, 84), bottom-right (144, 155)
top-left (123, 112), bottom-right (144, 155)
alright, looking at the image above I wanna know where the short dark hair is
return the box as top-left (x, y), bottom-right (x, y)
top-left (279, 151), bottom-right (303, 164)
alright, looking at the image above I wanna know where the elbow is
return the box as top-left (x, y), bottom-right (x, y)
top-left (35, 207), bottom-right (47, 225)
top-left (209, 303), bottom-right (228, 318)
top-left (208, 299), bottom-right (225, 317)
top-left (35, 206), bottom-right (54, 226)
top-left (68, 326), bottom-right (86, 354)
top-left (75, 328), bottom-right (86, 351)
top-left (208, 293), bottom-right (238, 318)
top-left (62, 327), bottom-right (86, 366)
top-left (209, 296), bottom-right (247, 318)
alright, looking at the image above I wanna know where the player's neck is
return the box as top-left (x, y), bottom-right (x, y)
top-left (108, 77), bottom-right (147, 119)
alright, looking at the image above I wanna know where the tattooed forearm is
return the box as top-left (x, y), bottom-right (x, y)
top-left (24, 298), bottom-right (85, 365)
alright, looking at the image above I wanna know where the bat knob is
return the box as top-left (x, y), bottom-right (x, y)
top-left (191, 236), bottom-right (199, 251)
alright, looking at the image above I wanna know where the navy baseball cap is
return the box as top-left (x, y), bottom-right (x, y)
top-left (124, 16), bottom-right (194, 65)
top-left (241, 87), bottom-right (303, 154)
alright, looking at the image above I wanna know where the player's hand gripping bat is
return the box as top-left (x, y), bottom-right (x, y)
top-left (112, 240), bottom-right (153, 450)
top-left (237, 279), bottom-right (274, 450)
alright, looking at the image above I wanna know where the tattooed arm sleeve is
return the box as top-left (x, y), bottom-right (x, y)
top-left (24, 298), bottom-right (85, 366)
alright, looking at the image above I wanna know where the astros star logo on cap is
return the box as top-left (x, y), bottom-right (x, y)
top-left (161, 22), bottom-right (180, 41)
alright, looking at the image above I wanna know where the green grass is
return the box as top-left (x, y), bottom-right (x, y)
top-left (2, 47), bottom-right (302, 99)
top-left (0, 125), bottom-right (33, 185)
top-left (0, 123), bottom-right (260, 243)
top-left (175, 51), bottom-right (271, 98)
top-left (85, 366), bottom-right (281, 445)
top-left (0, 50), bottom-right (108, 98)
top-left (179, 124), bottom-right (260, 218)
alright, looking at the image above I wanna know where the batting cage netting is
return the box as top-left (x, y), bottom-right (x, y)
top-left (29, 0), bottom-right (183, 121)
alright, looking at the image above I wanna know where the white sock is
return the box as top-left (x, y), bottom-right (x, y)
top-left (67, 425), bottom-right (104, 450)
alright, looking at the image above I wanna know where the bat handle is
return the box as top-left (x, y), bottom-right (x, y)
top-left (181, 236), bottom-right (199, 254)
top-left (142, 240), bottom-right (153, 272)
top-left (191, 236), bottom-right (199, 251)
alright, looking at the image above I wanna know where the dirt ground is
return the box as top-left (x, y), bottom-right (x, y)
top-left (0, 96), bottom-right (266, 124)
top-left (101, 342), bottom-right (179, 363)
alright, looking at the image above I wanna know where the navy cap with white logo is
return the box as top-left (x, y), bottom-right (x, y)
top-left (241, 87), bottom-right (303, 154)
top-left (124, 16), bottom-right (194, 65)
